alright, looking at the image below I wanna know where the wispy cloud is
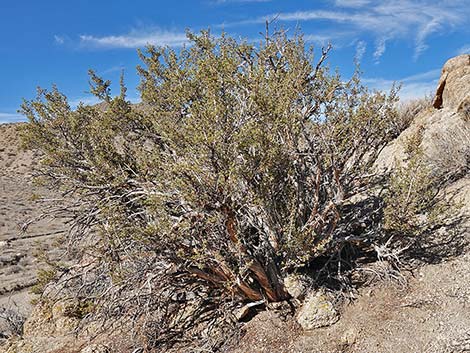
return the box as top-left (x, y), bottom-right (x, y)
top-left (228, 0), bottom-right (468, 61)
top-left (457, 44), bottom-right (470, 55)
top-left (101, 65), bottom-right (126, 76)
top-left (413, 19), bottom-right (442, 61)
top-left (68, 96), bottom-right (101, 108)
top-left (0, 112), bottom-right (25, 124)
top-left (303, 32), bottom-right (348, 48)
top-left (363, 68), bottom-right (441, 101)
top-left (334, 0), bottom-right (371, 7)
top-left (373, 38), bottom-right (387, 62)
top-left (54, 35), bottom-right (65, 44)
top-left (79, 28), bottom-right (188, 49)
top-left (355, 40), bottom-right (366, 61)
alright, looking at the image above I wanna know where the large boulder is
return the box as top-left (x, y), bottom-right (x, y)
top-left (433, 54), bottom-right (470, 112)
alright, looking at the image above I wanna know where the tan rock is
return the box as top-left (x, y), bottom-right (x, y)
top-left (283, 273), bottom-right (311, 300)
top-left (375, 99), bottom-right (469, 174)
top-left (296, 290), bottom-right (339, 330)
top-left (341, 327), bottom-right (358, 345)
top-left (433, 54), bottom-right (470, 110)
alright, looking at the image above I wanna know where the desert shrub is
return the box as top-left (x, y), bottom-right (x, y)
top-left (384, 128), bottom-right (440, 236)
top-left (30, 268), bottom-right (58, 296)
top-left (62, 300), bottom-right (95, 319)
top-left (458, 98), bottom-right (470, 120)
top-left (20, 29), bottom-right (417, 351)
top-left (382, 126), bottom-right (462, 267)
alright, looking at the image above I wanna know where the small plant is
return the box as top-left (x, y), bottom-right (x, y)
top-left (0, 307), bottom-right (26, 338)
top-left (394, 96), bottom-right (432, 134)
top-left (63, 300), bottom-right (95, 319)
top-left (30, 268), bottom-right (57, 296)
top-left (383, 127), bottom-right (457, 257)
top-left (428, 123), bottom-right (470, 182)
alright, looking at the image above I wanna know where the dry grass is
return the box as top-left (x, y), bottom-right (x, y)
top-left (394, 96), bottom-right (433, 133)
top-left (428, 122), bottom-right (470, 182)
top-left (0, 307), bottom-right (25, 339)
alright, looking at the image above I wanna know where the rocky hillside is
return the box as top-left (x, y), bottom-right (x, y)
top-left (1, 55), bottom-right (469, 353)
top-left (0, 124), bottom-right (67, 340)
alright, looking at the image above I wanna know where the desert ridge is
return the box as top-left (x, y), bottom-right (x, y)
top-left (0, 123), bottom-right (66, 321)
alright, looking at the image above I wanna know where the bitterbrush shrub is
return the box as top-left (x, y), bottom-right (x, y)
top-left (19, 29), bottom-right (427, 351)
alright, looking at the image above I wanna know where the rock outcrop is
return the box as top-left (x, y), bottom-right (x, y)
top-left (376, 54), bottom-right (470, 174)
top-left (433, 54), bottom-right (470, 112)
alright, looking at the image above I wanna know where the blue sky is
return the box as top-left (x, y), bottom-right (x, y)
top-left (1, 0), bottom-right (469, 123)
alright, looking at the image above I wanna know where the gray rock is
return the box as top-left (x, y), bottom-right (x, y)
top-left (296, 290), bottom-right (339, 330)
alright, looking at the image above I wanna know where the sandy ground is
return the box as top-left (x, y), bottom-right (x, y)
top-left (0, 123), bottom-right (66, 318)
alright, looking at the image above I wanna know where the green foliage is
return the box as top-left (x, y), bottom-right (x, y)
top-left (88, 69), bottom-right (111, 102)
top-left (30, 268), bottom-right (57, 295)
top-left (384, 127), bottom-right (452, 240)
top-left (63, 300), bottom-right (95, 319)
